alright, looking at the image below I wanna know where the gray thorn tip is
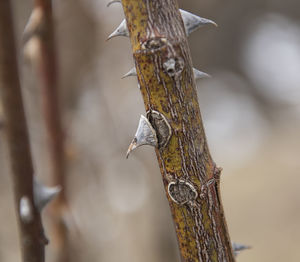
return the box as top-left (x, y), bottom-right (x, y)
top-left (107, 19), bottom-right (128, 40)
top-left (122, 67), bottom-right (137, 78)
top-left (33, 177), bottom-right (61, 211)
top-left (193, 68), bottom-right (211, 80)
top-left (126, 115), bottom-right (157, 158)
top-left (232, 242), bottom-right (251, 257)
top-left (180, 9), bottom-right (217, 36)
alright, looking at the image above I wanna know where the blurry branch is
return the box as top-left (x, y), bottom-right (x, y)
top-left (0, 101), bottom-right (3, 130)
top-left (110, 0), bottom-right (236, 261)
top-left (23, 0), bottom-right (70, 261)
top-left (0, 1), bottom-right (46, 261)
top-left (0, 118), bottom-right (3, 130)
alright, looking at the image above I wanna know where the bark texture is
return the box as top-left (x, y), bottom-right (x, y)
top-left (121, 0), bottom-right (235, 261)
top-left (0, 1), bottom-right (46, 261)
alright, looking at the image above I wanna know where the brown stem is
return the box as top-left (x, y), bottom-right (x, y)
top-left (121, 0), bottom-right (235, 261)
top-left (27, 1), bottom-right (69, 261)
top-left (33, 0), bottom-right (65, 197)
top-left (0, 1), bottom-right (46, 262)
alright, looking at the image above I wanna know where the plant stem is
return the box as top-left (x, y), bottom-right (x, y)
top-left (121, 0), bottom-right (235, 261)
top-left (30, 0), bottom-right (69, 261)
top-left (0, 1), bottom-right (46, 261)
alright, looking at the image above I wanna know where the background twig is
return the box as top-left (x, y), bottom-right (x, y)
top-left (24, 0), bottom-right (70, 261)
top-left (0, 1), bottom-right (46, 261)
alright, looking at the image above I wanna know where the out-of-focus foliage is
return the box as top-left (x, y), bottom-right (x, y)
top-left (0, 0), bottom-right (299, 261)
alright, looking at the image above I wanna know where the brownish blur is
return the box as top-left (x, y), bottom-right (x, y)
top-left (0, 0), bottom-right (299, 261)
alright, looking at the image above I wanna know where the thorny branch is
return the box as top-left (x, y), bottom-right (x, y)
top-left (0, 1), bottom-right (46, 261)
top-left (108, 0), bottom-right (237, 261)
top-left (23, 0), bottom-right (70, 261)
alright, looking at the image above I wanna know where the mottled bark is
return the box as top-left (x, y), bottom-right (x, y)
top-left (121, 0), bottom-right (235, 261)
top-left (0, 1), bottom-right (46, 261)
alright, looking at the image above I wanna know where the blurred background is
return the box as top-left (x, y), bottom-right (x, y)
top-left (1, 0), bottom-right (300, 261)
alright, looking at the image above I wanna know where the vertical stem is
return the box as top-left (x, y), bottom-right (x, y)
top-left (121, 0), bottom-right (235, 261)
top-left (0, 1), bottom-right (46, 262)
top-left (31, 1), bottom-right (69, 261)
top-left (33, 0), bottom-right (65, 196)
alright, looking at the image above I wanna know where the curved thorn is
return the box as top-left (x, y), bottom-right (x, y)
top-left (126, 115), bottom-right (157, 158)
top-left (33, 177), bottom-right (61, 212)
top-left (122, 67), bottom-right (137, 78)
top-left (107, 19), bottom-right (128, 40)
top-left (180, 9), bottom-right (217, 36)
top-left (232, 242), bottom-right (251, 257)
top-left (193, 68), bottom-right (211, 80)
top-left (107, 0), bottom-right (121, 7)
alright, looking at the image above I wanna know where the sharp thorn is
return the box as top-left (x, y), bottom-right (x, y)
top-left (126, 115), bottom-right (157, 158)
top-left (107, 0), bottom-right (121, 7)
top-left (33, 177), bottom-right (61, 212)
top-left (232, 242), bottom-right (251, 257)
top-left (193, 68), bottom-right (211, 80)
top-left (180, 9), bottom-right (217, 36)
top-left (126, 140), bottom-right (137, 159)
top-left (106, 10), bottom-right (216, 41)
top-left (122, 67), bottom-right (137, 78)
top-left (107, 19), bottom-right (128, 40)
